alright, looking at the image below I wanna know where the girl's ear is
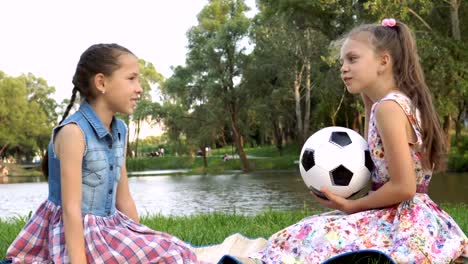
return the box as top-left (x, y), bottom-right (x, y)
top-left (377, 52), bottom-right (392, 75)
top-left (94, 73), bottom-right (107, 94)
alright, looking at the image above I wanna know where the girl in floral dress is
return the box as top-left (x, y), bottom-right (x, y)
top-left (252, 19), bottom-right (467, 264)
top-left (6, 44), bottom-right (198, 263)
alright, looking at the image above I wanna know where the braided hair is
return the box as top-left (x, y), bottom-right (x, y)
top-left (42, 44), bottom-right (134, 178)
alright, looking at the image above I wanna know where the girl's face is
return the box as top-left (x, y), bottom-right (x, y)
top-left (104, 53), bottom-right (142, 115)
top-left (340, 36), bottom-right (381, 94)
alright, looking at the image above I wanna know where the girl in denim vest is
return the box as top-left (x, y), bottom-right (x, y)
top-left (6, 44), bottom-right (199, 264)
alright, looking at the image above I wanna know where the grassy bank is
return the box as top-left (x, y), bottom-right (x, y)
top-left (127, 142), bottom-right (467, 173)
top-left (126, 145), bottom-right (300, 173)
top-left (0, 163), bottom-right (42, 177)
top-left (1, 204), bottom-right (467, 260)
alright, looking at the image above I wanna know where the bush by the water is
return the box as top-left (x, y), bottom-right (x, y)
top-left (448, 133), bottom-right (468, 172)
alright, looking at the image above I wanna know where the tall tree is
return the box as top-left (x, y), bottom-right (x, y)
top-left (166, 0), bottom-right (252, 171)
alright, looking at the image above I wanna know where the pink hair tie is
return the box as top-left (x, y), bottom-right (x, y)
top-left (381, 18), bottom-right (396, 27)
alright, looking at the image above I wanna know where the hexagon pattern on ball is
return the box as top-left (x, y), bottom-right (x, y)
top-left (301, 149), bottom-right (315, 171)
top-left (330, 165), bottom-right (353, 186)
top-left (365, 150), bottom-right (374, 172)
top-left (329, 131), bottom-right (352, 147)
top-left (299, 126), bottom-right (374, 198)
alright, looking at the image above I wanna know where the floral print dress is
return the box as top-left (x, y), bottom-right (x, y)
top-left (251, 92), bottom-right (467, 263)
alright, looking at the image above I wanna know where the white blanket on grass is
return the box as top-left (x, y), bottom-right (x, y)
top-left (189, 233), bottom-right (267, 264)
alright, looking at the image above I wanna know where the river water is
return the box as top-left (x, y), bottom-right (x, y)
top-left (0, 170), bottom-right (466, 218)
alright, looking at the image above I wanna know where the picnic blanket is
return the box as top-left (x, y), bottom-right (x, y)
top-left (189, 234), bottom-right (397, 264)
top-left (189, 233), bottom-right (267, 263)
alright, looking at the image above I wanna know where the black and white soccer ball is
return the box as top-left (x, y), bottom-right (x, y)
top-left (299, 126), bottom-right (374, 199)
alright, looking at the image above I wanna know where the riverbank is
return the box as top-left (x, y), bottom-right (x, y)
top-left (1, 204), bottom-right (467, 259)
top-left (0, 163), bottom-right (41, 178)
top-left (5, 141), bottom-right (467, 177)
top-left (127, 143), bottom-right (467, 173)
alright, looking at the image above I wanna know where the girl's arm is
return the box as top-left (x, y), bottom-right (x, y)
top-left (116, 164), bottom-right (139, 222)
top-left (116, 144), bottom-right (139, 223)
top-left (55, 124), bottom-right (87, 263)
top-left (316, 100), bottom-right (417, 213)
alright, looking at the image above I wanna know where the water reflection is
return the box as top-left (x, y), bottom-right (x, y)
top-left (0, 171), bottom-right (466, 218)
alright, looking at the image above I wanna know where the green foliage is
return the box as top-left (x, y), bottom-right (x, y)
top-left (0, 72), bottom-right (54, 159)
top-left (162, 0), bottom-right (254, 170)
top-left (448, 133), bottom-right (468, 172)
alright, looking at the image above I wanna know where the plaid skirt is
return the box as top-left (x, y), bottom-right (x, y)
top-left (6, 200), bottom-right (198, 264)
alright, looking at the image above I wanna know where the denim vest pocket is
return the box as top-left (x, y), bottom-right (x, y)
top-left (114, 146), bottom-right (124, 182)
top-left (83, 150), bottom-right (107, 187)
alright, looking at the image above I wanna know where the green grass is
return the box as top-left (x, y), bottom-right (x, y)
top-left (126, 155), bottom-right (299, 173)
top-left (210, 144), bottom-right (301, 157)
top-left (126, 144), bottom-right (302, 173)
top-left (1, 205), bottom-right (467, 260)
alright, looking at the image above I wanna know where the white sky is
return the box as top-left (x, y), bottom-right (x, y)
top-left (0, 0), bottom-right (256, 102)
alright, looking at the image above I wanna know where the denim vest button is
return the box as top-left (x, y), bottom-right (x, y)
top-left (108, 189), bottom-right (113, 194)
top-left (110, 165), bottom-right (113, 171)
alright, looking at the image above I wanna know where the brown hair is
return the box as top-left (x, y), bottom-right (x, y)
top-left (346, 21), bottom-right (447, 171)
top-left (42, 44), bottom-right (134, 178)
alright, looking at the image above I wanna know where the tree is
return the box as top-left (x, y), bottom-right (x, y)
top-left (125, 59), bottom-right (164, 156)
top-left (165, 0), bottom-right (252, 171)
top-left (0, 72), bottom-right (49, 160)
top-left (20, 73), bottom-right (58, 156)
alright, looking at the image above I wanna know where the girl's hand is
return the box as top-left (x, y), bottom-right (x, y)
top-left (311, 188), bottom-right (358, 214)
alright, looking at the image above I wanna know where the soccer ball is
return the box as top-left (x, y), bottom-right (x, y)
top-left (299, 126), bottom-right (374, 199)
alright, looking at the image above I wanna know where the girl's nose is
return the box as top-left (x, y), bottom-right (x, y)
top-left (340, 63), bottom-right (348, 73)
top-left (137, 83), bottom-right (143, 94)
top-left (340, 63), bottom-right (346, 72)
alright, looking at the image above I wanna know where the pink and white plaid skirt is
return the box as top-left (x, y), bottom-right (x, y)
top-left (6, 200), bottom-right (199, 264)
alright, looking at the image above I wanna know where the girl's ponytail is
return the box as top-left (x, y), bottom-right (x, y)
top-left (41, 43), bottom-right (134, 179)
top-left (346, 20), bottom-right (447, 171)
top-left (393, 22), bottom-right (447, 171)
top-left (41, 87), bottom-right (78, 179)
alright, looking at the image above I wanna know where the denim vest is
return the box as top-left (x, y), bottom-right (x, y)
top-left (47, 101), bottom-right (127, 216)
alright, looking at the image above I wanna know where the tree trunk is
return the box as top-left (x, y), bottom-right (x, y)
top-left (445, 0), bottom-right (461, 152)
top-left (201, 144), bottom-right (208, 168)
top-left (0, 144), bottom-right (9, 158)
top-left (294, 62), bottom-right (305, 144)
top-left (134, 119), bottom-right (141, 157)
top-left (272, 119), bottom-right (284, 156)
top-left (221, 132), bottom-right (228, 146)
top-left (450, 0), bottom-right (461, 40)
top-left (455, 100), bottom-right (465, 142)
top-left (125, 117), bottom-right (132, 157)
top-left (230, 108), bottom-right (250, 172)
top-left (331, 88), bottom-right (346, 126)
top-left (443, 114), bottom-right (452, 153)
top-left (303, 60), bottom-right (311, 142)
